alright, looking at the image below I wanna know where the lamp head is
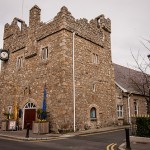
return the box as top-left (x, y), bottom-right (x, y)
top-left (147, 54), bottom-right (150, 61)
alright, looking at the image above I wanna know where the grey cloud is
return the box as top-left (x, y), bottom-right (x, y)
top-left (0, 0), bottom-right (150, 68)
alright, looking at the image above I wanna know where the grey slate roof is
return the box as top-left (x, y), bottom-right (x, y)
top-left (113, 63), bottom-right (149, 95)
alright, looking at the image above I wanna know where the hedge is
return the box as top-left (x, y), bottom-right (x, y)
top-left (136, 117), bottom-right (150, 137)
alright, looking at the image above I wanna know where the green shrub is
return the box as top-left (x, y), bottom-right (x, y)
top-left (136, 117), bottom-right (150, 137)
top-left (37, 109), bottom-right (47, 121)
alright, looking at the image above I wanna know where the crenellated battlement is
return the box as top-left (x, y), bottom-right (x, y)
top-left (3, 17), bottom-right (28, 52)
top-left (4, 17), bottom-right (27, 39)
top-left (36, 6), bottom-right (111, 47)
top-left (54, 6), bottom-right (75, 21)
top-left (29, 5), bottom-right (41, 28)
top-left (3, 5), bottom-right (111, 52)
top-left (96, 15), bottom-right (111, 33)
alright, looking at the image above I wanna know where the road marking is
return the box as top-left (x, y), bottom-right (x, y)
top-left (106, 143), bottom-right (117, 150)
top-left (80, 129), bottom-right (124, 136)
top-left (111, 143), bottom-right (117, 150)
top-left (106, 143), bottom-right (114, 150)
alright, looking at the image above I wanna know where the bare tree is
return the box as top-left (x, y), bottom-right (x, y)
top-left (129, 40), bottom-right (150, 114)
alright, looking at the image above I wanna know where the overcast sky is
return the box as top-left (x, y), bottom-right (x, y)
top-left (0, 0), bottom-right (150, 69)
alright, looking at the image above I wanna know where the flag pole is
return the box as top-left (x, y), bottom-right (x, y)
top-left (14, 87), bottom-right (18, 120)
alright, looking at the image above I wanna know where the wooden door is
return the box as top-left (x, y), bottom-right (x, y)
top-left (24, 109), bottom-right (36, 129)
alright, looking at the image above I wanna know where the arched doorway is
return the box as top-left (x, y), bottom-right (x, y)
top-left (23, 102), bottom-right (36, 129)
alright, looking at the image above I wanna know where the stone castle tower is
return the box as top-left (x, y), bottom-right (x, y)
top-left (0, 5), bottom-right (117, 132)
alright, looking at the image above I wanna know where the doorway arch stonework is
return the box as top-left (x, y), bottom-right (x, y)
top-left (20, 98), bottom-right (37, 108)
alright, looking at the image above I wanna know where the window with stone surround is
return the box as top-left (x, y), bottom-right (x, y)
top-left (90, 107), bottom-right (96, 119)
top-left (16, 55), bottom-right (24, 70)
top-left (92, 53), bottom-right (99, 64)
top-left (117, 105), bottom-right (123, 118)
top-left (92, 83), bottom-right (96, 92)
top-left (134, 100), bottom-right (138, 116)
top-left (41, 46), bottom-right (48, 60)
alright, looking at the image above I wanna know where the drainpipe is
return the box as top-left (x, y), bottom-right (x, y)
top-left (127, 93), bottom-right (132, 124)
top-left (72, 32), bottom-right (76, 132)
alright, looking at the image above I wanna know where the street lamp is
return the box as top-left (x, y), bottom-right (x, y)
top-left (147, 54), bottom-right (150, 61)
top-left (147, 54), bottom-right (150, 114)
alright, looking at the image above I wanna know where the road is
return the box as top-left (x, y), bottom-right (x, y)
top-left (0, 129), bottom-right (125, 150)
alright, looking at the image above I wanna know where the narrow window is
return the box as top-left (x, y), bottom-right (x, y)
top-left (92, 53), bottom-right (99, 64)
top-left (93, 83), bottom-right (96, 92)
top-left (41, 47), bottom-right (48, 60)
top-left (134, 100), bottom-right (138, 116)
top-left (90, 107), bottom-right (96, 119)
top-left (96, 54), bottom-right (98, 64)
top-left (16, 56), bottom-right (24, 70)
top-left (92, 53), bottom-right (95, 63)
top-left (117, 105), bottom-right (123, 118)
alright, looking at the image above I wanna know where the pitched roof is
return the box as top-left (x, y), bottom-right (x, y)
top-left (113, 63), bottom-right (149, 94)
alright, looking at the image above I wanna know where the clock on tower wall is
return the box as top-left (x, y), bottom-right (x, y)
top-left (0, 49), bottom-right (9, 61)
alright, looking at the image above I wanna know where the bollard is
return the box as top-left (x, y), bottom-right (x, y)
top-left (26, 123), bottom-right (30, 138)
top-left (125, 128), bottom-right (131, 150)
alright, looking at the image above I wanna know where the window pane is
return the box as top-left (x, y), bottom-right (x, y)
top-left (96, 54), bottom-right (98, 64)
top-left (90, 107), bottom-right (96, 118)
top-left (93, 84), bottom-right (96, 92)
top-left (120, 111), bottom-right (122, 117)
top-left (117, 105), bottom-right (119, 110)
top-left (117, 105), bottom-right (123, 117)
top-left (117, 112), bottom-right (119, 117)
top-left (41, 47), bottom-right (48, 60)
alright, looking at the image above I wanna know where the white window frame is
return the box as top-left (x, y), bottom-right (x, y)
top-left (134, 100), bottom-right (138, 116)
top-left (41, 46), bottom-right (48, 60)
top-left (117, 105), bottom-right (123, 118)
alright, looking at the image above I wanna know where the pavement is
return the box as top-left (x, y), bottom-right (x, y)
top-left (0, 125), bottom-right (150, 150)
top-left (119, 136), bottom-right (150, 150)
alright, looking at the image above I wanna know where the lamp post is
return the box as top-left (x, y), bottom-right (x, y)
top-left (147, 55), bottom-right (150, 114)
top-left (125, 128), bottom-right (131, 150)
top-left (147, 54), bottom-right (150, 61)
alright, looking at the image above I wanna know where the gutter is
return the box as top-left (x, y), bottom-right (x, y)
top-left (127, 93), bottom-right (132, 124)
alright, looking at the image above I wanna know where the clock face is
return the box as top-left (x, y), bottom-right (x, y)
top-left (0, 49), bottom-right (9, 61)
top-left (1, 52), bottom-right (8, 58)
